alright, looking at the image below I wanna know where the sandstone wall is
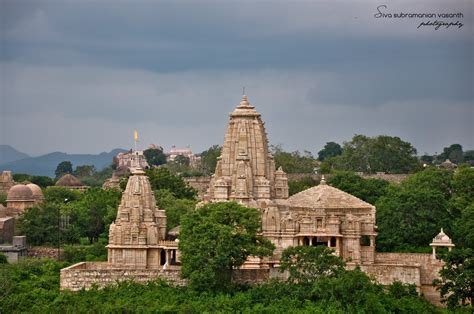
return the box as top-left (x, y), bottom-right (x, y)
top-left (60, 262), bottom-right (186, 291)
top-left (183, 176), bottom-right (211, 198)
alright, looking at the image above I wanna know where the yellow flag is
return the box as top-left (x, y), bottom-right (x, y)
top-left (133, 129), bottom-right (138, 142)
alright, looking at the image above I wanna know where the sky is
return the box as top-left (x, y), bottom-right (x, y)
top-left (1, 0), bottom-right (472, 157)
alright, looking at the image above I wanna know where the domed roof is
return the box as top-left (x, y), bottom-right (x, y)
top-left (56, 174), bottom-right (84, 187)
top-left (430, 228), bottom-right (455, 247)
top-left (26, 183), bottom-right (44, 200)
top-left (288, 181), bottom-right (374, 209)
top-left (7, 184), bottom-right (34, 201)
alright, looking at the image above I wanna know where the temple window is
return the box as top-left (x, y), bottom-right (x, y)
top-left (360, 235), bottom-right (370, 246)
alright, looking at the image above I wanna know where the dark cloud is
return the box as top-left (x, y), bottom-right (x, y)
top-left (0, 0), bottom-right (472, 156)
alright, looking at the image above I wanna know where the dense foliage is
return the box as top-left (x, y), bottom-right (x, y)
top-left (434, 248), bottom-right (474, 310)
top-left (179, 202), bottom-right (274, 292)
top-left (0, 258), bottom-right (440, 313)
top-left (198, 145), bottom-right (222, 175)
top-left (154, 189), bottom-right (196, 230)
top-left (328, 171), bottom-right (390, 205)
top-left (321, 135), bottom-right (422, 174)
top-left (12, 173), bottom-right (55, 188)
top-left (280, 246), bottom-right (345, 284)
top-left (55, 160), bottom-right (73, 178)
top-left (143, 147), bottom-right (167, 166)
top-left (288, 176), bottom-right (319, 196)
top-left (17, 187), bottom-right (121, 246)
top-left (317, 141), bottom-right (343, 161)
top-left (146, 167), bottom-right (196, 200)
top-left (271, 145), bottom-right (317, 173)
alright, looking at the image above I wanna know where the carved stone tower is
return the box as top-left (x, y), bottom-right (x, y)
top-left (206, 95), bottom-right (289, 209)
top-left (107, 166), bottom-right (168, 268)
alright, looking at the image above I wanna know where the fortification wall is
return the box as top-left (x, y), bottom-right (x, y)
top-left (60, 262), bottom-right (186, 291)
top-left (183, 176), bottom-right (211, 198)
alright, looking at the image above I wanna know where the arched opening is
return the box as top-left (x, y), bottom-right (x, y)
top-left (330, 237), bottom-right (337, 247)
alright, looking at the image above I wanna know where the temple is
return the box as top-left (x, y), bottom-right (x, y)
top-left (61, 94), bottom-right (453, 305)
top-left (203, 95), bottom-right (376, 266)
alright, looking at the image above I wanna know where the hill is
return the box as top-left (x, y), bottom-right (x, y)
top-left (0, 145), bottom-right (30, 164)
top-left (0, 148), bottom-right (126, 177)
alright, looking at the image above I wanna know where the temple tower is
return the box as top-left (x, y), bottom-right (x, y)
top-left (107, 166), bottom-right (170, 268)
top-left (207, 95), bottom-right (289, 209)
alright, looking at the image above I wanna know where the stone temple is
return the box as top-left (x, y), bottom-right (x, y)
top-left (204, 95), bottom-right (377, 266)
top-left (61, 162), bottom-right (182, 290)
top-left (61, 95), bottom-right (454, 305)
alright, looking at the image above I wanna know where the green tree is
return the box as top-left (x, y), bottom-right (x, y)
top-left (17, 205), bottom-right (60, 246)
top-left (146, 167), bottom-right (196, 200)
top-left (73, 188), bottom-right (121, 243)
top-left (317, 142), bottom-right (343, 161)
top-left (280, 246), bottom-right (345, 285)
top-left (434, 248), bottom-right (474, 310)
top-left (451, 166), bottom-right (474, 248)
top-left (55, 161), bottom-right (73, 179)
top-left (12, 174), bottom-right (55, 188)
top-left (74, 165), bottom-right (96, 178)
top-left (179, 202), bottom-right (274, 292)
top-left (0, 253), bottom-right (7, 264)
top-left (199, 145), bottom-right (222, 174)
top-left (154, 189), bottom-right (196, 230)
top-left (271, 145), bottom-right (317, 173)
top-left (334, 135), bottom-right (421, 174)
top-left (288, 176), bottom-right (319, 196)
top-left (143, 148), bottom-right (167, 167)
top-left (463, 150), bottom-right (474, 163)
top-left (328, 171), bottom-right (390, 205)
top-left (439, 144), bottom-right (464, 164)
top-left (0, 193), bottom-right (6, 206)
top-left (376, 186), bottom-right (451, 251)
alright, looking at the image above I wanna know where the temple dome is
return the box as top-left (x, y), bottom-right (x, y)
top-left (431, 228), bottom-right (454, 246)
top-left (56, 174), bottom-right (84, 187)
top-left (7, 184), bottom-right (34, 201)
top-left (26, 183), bottom-right (44, 200)
top-left (288, 182), bottom-right (374, 209)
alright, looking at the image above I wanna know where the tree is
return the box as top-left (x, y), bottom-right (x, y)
top-left (199, 145), bottom-right (222, 174)
top-left (179, 202), bottom-right (274, 291)
top-left (271, 145), bottom-right (317, 173)
top-left (317, 142), bottom-right (342, 161)
top-left (463, 150), bottom-right (474, 164)
top-left (376, 187), bottom-right (451, 251)
top-left (73, 188), bottom-right (121, 243)
top-left (439, 144), bottom-right (463, 164)
top-left (143, 148), bottom-right (167, 167)
top-left (74, 165), bottom-right (96, 178)
top-left (12, 174), bottom-right (55, 188)
top-left (17, 205), bottom-right (61, 246)
top-left (154, 189), bottom-right (197, 230)
top-left (280, 246), bottom-right (345, 285)
top-left (55, 161), bottom-right (73, 179)
top-left (328, 171), bottom-right (390, 205)
top-left (333, 135), bottom-right (421, 174)
top-left (0, 193), bottom-right (6, 206)
top-left (434, 248), bottom-right (474, 310)
top-left (288, 176), bottom-right (319, 196)
top-left (146, 167), bottom-right (196, 200)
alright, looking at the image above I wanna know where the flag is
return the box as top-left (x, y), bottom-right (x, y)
top-left (133, 129), bottom-right (138, 142)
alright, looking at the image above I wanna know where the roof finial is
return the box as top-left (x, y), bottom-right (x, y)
top-left (242, 86), bottom-right (245, 95)
top-left (320, 175), bottom-right (327, 185)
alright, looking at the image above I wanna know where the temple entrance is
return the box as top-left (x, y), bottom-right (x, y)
top-left (160, 249), bottom-right (166, 265)
top-left (312, 237), bottom-right (327, 246)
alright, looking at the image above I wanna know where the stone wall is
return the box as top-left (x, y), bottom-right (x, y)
top-left (60, 262), bottom-right (186, 291)
top-left (373, 253), bottom-right (444, 306)
top-left (183, 176), bottom-right (211, 198)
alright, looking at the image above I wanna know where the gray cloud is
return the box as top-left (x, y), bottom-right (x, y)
top-left (0, 0), bottom-right (472, 157)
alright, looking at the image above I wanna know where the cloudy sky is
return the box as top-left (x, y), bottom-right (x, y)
top-left (1, 0), bottom-right (472, 157)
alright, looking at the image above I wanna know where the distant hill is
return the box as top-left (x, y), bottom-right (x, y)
top-left (0, 148), bottom-right (127, 177)
top-left (0, 145), bottom-right (30, 164)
